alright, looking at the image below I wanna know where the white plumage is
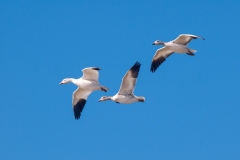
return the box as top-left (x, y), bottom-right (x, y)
top-left (151, 34), bottom-right (205, 72)
top-left (98, 61), bottom-right (145, 104)
top-left (60, 67), bottom-right (108, 120)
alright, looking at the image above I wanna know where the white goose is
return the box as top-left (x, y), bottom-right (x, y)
top-left (98, 61), bottom-right (145, 104)
top-left (151, 34), bottom-right (205, 72)
top-left (60, 67), bottom-right (108, 120)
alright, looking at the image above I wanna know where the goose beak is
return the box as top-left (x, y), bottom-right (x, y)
top-left (59, 82), bottom-right (63, 85)
top-left (152, 42), bottom-right (155, 45)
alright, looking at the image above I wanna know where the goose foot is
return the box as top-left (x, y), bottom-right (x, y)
top-left (101, 88), bottom-right (107, 92)
top-left (186, 50), bottom-right (195, 56)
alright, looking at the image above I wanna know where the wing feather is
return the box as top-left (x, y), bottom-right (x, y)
top-left (118, 61), bottom-right (141, 95)
top-left (150, 47), bottom-right (173, 72)
top-left (81, 67), bottom-right (100, 82)
top-left (72, 88), bottom-right (92, 119)
top-left (173, 34), bottom-right (205, 45)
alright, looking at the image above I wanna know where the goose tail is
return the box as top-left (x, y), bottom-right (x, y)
top-left (100, 85), bottom-right (109, 92)
top-left (189, 49), bottom-right (197, 53)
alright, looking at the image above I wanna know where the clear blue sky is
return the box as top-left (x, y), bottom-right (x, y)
top-left (1, 0), bottom-right (240, 160)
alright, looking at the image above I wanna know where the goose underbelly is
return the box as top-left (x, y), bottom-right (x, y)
top-left (167, 43), bottom-right (189, 53)
top-left (76, 79), bottom-right (100, 90)
top-left (112, 94), bottom-right (138, 104)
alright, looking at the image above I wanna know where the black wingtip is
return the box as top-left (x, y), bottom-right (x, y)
top-left (197, 36), bottom-right (205, 40)
top-left (131, 61), bottom-right (141, 70)
top-left (130, 61), bottom-right (141, 78)
top-left (73, 99), bottom-right (87, 120)
top-left (92, 67), bottom-right (101, 71)
top-left (150, 67), bottom-right (155, 73)
top-left (75, 116), bottom-right (80, 120)
top-left (150, 57), bottom-right (166, 73)
top-left (133, 61), bottom-right (141, 67)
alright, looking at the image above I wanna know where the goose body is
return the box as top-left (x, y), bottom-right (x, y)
top-left (151, 34), bottom-right (204, 72)
top-left (98, 61), bottom-right (145, 104)
top-left (72, 78), bottom-right (101, 90)
top-left (111, 94), bottom-right (142, 104)
top-left (165, 42), bottom-right (191, 53)
top-left (60, 67), bottom-right (108, 120)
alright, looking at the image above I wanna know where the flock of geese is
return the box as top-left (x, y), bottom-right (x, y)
top-left (60, 34), bottom-right (205, 120)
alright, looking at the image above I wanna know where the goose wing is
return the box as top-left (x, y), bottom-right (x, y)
top-left (173, 34), bottom-right (205, 45)
top-left (150, 47), bottom-right (173, 72)
top-left (81, 67), bottom-right (100, 82)
top-left (118, 61), bottom-right (141, 95)
top-left (72, 88), bottom-right (92, 120)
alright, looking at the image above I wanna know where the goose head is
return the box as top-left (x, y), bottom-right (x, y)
top-left (152, 40), bottom-right (164, 45)
top-left (98, 96), bottom-right (112, 102)
top-left (59, 78), bottom-right (73, 85)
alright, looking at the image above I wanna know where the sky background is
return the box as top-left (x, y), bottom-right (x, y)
top-left (0, 0), bottom-right (240, 160)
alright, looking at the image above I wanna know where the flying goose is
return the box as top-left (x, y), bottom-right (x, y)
top-left (151, 34), bottom-right (205, 72)
top-left (98, 61), bottom-right (145, 104)
top-left (60, 67), bottom-right (108, 120)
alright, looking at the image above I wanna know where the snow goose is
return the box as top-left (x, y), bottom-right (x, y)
top-left (98, 61), bottom-right (145, 104)
top-left (151, 34), bottom-right (205, 72)
top-left (60, 67), bottom-right (108, 120)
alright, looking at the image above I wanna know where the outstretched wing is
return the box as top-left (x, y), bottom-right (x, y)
top-left (118, 61), bottom-right (141, 95)
top-left (72, 88), bottom-right (92, 120)
top-left (81, 67), bottom-right (100, 82)
top-left (150, 47), bottom-right (173, 72)
top-left (173, 34), bottom-right (205, 45)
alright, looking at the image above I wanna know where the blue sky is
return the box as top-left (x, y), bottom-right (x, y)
top-left (0, 0), bottom-right (240, 159)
